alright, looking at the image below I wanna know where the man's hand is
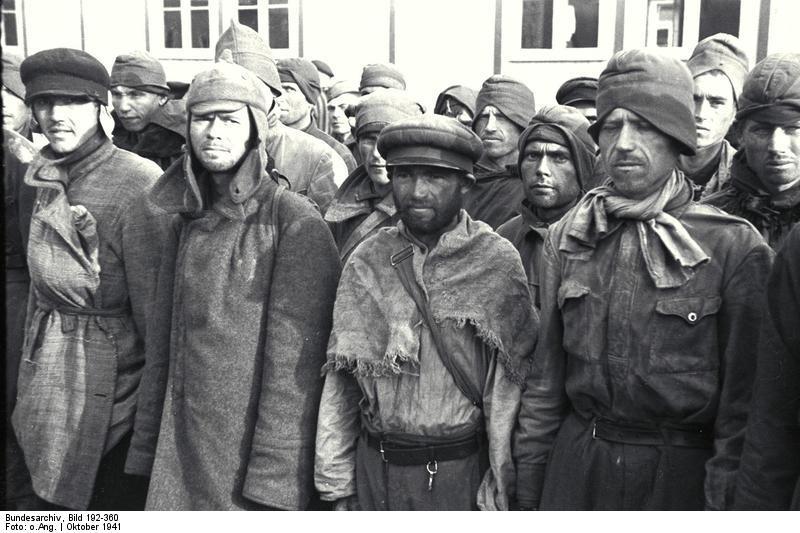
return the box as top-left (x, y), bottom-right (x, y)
top-left (333, 495), bottom-right (360, 511)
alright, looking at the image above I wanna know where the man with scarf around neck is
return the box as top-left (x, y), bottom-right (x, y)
top-left (12, 48), bottom-right (167, 511)
top-left (277, 58), bottom-right (357, 175)
top-left (704, 53), bottom-right (800, 250)
top-left (465, 74), bottom-right (536, 229)
top-left (315, 114), bottom-right (538, 511)
top-left (324, 89), bottom-right (422, 262)
top-left (678, 34), bottom-right (749, 200)
top-left (734, 223), bottom-right (800, 510)
top-left (513, 48), bottom-right (773, 511)
top-left (497, 105), bottom-right (597, 308)
top-left (110, 51), bottom-right (186, 171)
top-left (127, 61), bottom-right (340, 510)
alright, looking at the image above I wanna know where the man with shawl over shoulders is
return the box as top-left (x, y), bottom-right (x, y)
top-left (513, 48), bottom-right (773, 511)
top-left (315, 114), bottom-right (538, 511)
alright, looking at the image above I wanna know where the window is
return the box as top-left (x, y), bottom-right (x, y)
top-left (698, 0), bottom-right (741, 39)
top-left (148, 0), bottom-right (220, 58)
top-left (235, 0), bottom-right (290, 50)
top-left (2, 0), bottom-right (20, 49)
top-left (646, 0), bottom-right (684, 47)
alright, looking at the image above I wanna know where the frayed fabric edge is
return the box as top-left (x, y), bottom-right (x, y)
top-left (321, 351), bottom-right (419, 378)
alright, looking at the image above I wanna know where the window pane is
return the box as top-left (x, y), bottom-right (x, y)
top-left (190, 0), bottom-right (208, 6)
top-left (647, 0), bottom-right (683, 47)
top-left (699, 0), bottom-right (740, 39)
top-left (3, 13), bottom-right (18, 46)
top-left (567, 0), bottom-right (598, 48)
top-left (164, 10), bottom-right (182, 48)
top-left (191, 10), bottom-right (209, 48)
top-left (4, 0), bottom-right (16, 10)
top-left (521, 0), bottom-right (553, 49)
top-left (269, 7), bottom-right (289, 48)
top-left (239, 0), bottom-right (258, 5)
top-left (238, 9), bottom-right (258, 31)
top-left (164, 0), bottom-right (180, 7)
top-left (269, 0), bottom-right (288, 5)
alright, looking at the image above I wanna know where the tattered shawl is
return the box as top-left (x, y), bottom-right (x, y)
top-left (325, 212), bottom-right (537, 387)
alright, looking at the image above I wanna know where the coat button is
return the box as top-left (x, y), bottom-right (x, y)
top-left (687, 312), bottom-right (698, 323)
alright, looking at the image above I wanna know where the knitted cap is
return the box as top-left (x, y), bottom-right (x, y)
top-left (473, 75), bottom-right (536, 130)
top-left (312, 59), bottom-right (334, 78)
top-left (110, 50), bottom-right (170, 94)
top-left (2, 52), bottom-right (25, 100)
top-left (434, 85), bottom-right (478, 116)
top-left (277, 57), bottom-right (321, 105)
top-left (588, 48), bottom-right (696, 155)
top-left (354, 88), bottom-right (422, 138)
top-left (20, 48), bottom-right (109, 105)
top-left (378, 114), bottom-right (483, 174)
top-left (359, 63), bottom-right (406, 93)
top-left (555, 77), bottom-right (598, 106)
top-left (687, 33), bottom-right (749, 103)
top-left (736, 53), bottom-right (800, 125)
top-left (215, 19), bottom-right (282, 97)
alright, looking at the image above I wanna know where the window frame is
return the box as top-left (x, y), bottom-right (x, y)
top-left (147, 0), bottom-right (221, 60)
top-left (1, 0), bottom-right (25, 55)
top-left (504, 0), bottom-right (617, 62)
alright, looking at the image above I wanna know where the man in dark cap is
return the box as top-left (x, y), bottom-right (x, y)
top-left (434, 84), bottom-right (477, 128)
top-left (497, 105), bottom-right (596, 307)
top-left (555, 76), bottom-right (598, 124)
top-left (110, 50), bottom-right (186, 170)
top-left (315, 114), bottom-right (538, 511)
top-left (324, 89), bottom-right (421, 262)
top-left (514, 48), bottom-right (772, 511)
top-left (735, 223), bottom-right (800, 510)
top-left (13, 48), bottom-right (167, 510)
top-left (465, 74), bottom-right (536, 229)
top-left (326, 79), bottom-right (361, 163)
top-left (705, 53), bottom-right (800, 249)
top-left (679, 34), bottom-right (749, 200)
top-left (277, 58), bottom-right (357, 174)
top-left (213, 20), bottom-right (346, 212)
top-left (359, 63), bottom-right (406, 95)
top-left (131, 60), bottom-right (340, 511)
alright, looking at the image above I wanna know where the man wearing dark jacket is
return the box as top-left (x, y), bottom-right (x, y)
top-left (465, 75), bottom-right (536, 229)
top-left (110, 51), bottom-right (186, 170)
top-left (514, 48), bottom-right (773, 511)
top-left (704, 53), bottom-right (800, 249)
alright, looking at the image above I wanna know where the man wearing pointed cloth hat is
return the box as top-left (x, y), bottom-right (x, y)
top-left (315, 114), bottom-right (538, 510)
top-left (513, 48), bottom-right (773, 511)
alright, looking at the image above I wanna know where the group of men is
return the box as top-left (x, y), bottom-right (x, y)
top-left (3, 22), bottom-right (800, 512)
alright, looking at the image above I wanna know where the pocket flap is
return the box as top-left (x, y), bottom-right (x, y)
top-left (655, 296), bottom-right (721, 325)
top-left (557, 281), bottom-right (590, 309)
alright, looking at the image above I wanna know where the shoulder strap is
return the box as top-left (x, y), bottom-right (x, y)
top-left (391, 245), bottom-right (483, 408)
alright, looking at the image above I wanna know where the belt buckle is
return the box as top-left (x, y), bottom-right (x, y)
top-left (379, 440), bottom-right (388, 463)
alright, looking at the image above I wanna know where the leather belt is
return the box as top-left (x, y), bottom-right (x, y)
top-left (364, 431), bottom-right (481, 466)
top-left (582, 415), bottom-right (713, 449)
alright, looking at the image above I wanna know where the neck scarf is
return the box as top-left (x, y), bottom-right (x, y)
top-left (562, 171), bottom-right (710, 288)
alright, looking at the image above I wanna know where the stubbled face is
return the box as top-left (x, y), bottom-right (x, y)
top-left (440, 96), bottom-right (473, 127)
top-left (111, 85), bottom-right (167, 132)
top-left (692, 71), bottom-right (736, 149)
top-left (598, 108), bottom-right (680, 199)
top-left (742, 119), bottom-right (800, 193)
top-left (277, 81), bottom-right (312, 127)
top-left (32, 95), bottom-right (100, 154)
top-left (391, 164), bottom-right (470, 242)
top-left (2, 86), bottom-right (30, 133)
top-left (473, 105), bottom-right (523, 165)
top-left (328, 92), bottom-right (359, 136)
top-left (358, 131), bottom-right (388, 185)
top-left (189, 106), bottom-right (252, 172)
top-left (520, 140), bottom-right (581, 211)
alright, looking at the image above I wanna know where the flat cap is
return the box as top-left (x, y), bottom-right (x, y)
top-left (736, 53), bottom-right (800, 125)
top-left (688, 33), bottom-right (749, 103)
top-left (20, 48), bottom-right (109, 105)
top-left (215, 19), bottom-right (282, 97)
top-left (2, 52), bottom-right (25, 100)
top-left (312, 59), bottom-right (334, 78)
top-left (555, 77), bottom-right (598, 106)
top-left (378, 114), bottom-right (484, 174)
top-left (327, 79), bottom-right (359, 101)
top-left (360, 63), bottom-right (406, 93)
top-left (110, 50), bottom-right (170, 93)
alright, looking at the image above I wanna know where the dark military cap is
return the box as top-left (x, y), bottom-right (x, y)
top-left (555, 76), bottom-right (598, 106)
top-left (20, 48), bottom-right (109, 105)
top-left (378, 114), bottom-right (484, 174)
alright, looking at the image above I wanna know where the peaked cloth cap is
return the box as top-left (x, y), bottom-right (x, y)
top-left (473, 74), bottom-right (536, 130)
top-left (215, 19), bottom-right (282, 97)
top-left (277, 58), bottom-right (321, 105)
top-left (555, 77), bottom-right (598, 106)
top-left (588, 48), bottom-right (697, 156)
top-left (736, 53), bottom-right (800, 125)
top-left (312, 59), bottom-right (334, 78)
top-left (327, 79), bottom-right (359, 101)
top-left (110, 51), bottom-right (170, 94)
top-left (378, 114), bottom-right (484, 174)
top-left (359, 63), bottom-right (406, 92)
top-left (2, 52), bottom-right (25, 100)
top-left (687, 33), bottom-right (749, 103)
top-left (20, 48), bottom-right (109, 105)
top-left (353, 88), bottom-right (421, 138)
